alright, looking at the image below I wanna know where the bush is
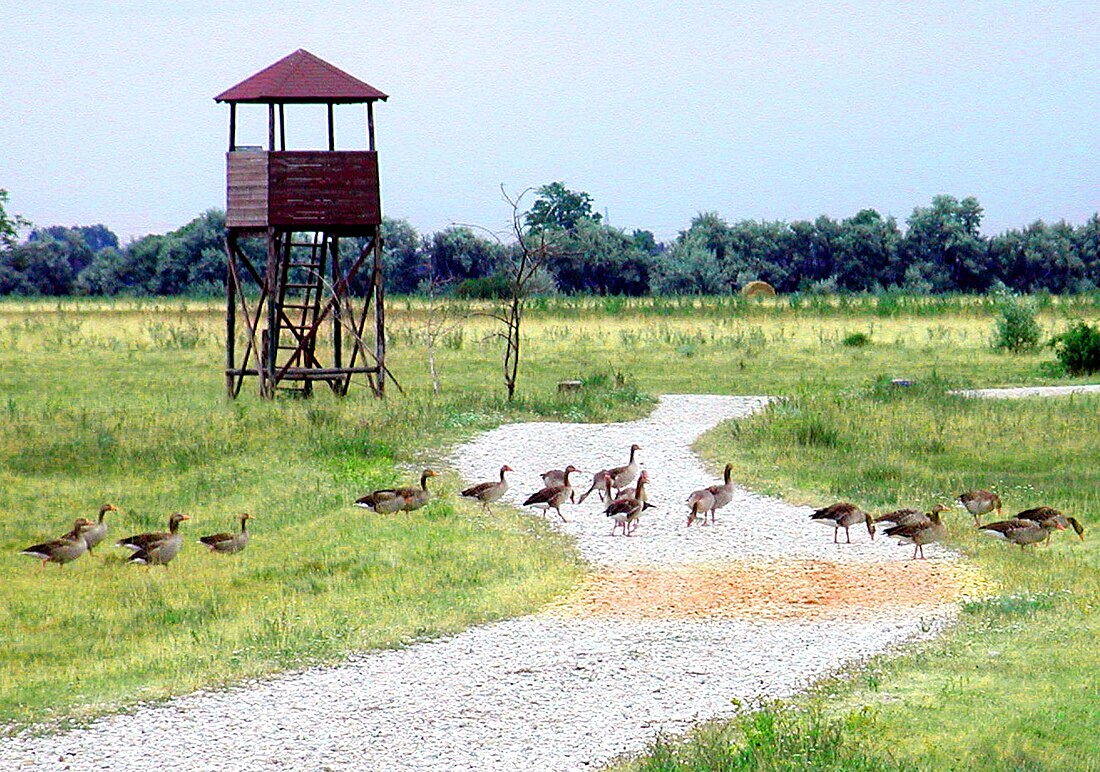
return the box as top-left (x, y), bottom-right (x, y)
top-left (454, 273), bottom-right (510, 299)
top-left (1050, 322), bottom-right (1100, 375)
top-left (842, 331), bottom-right (872, 347)
top-left (992, 298), bottom-right (1042, 353)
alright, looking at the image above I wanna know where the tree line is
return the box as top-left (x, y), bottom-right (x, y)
top-left (2, 185), bottom-right (1098, 297)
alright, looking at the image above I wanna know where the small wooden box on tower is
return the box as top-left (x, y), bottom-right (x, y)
top-left (215, 49), bottom-right (389, 398)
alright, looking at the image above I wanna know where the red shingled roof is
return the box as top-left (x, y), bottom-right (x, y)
top-left (215, 49), bottom-right (388, 104)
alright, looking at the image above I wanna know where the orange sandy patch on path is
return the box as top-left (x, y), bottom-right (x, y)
top-left (545, 559), bottom-right (979, 621)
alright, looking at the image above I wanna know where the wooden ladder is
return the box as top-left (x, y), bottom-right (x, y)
top-left (273, 231), bottom-right (328, 397)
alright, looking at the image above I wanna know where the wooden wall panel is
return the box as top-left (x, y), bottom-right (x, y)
top-left (226, 152), bottom-right (269, 228)
top-left (268, 152), bottom-right (381, 227)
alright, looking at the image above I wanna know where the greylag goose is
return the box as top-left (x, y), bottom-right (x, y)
top-left (356, 469), bottom-right (439, 513)
top-left (576, 470), bottom-right (613, 505)
top-left (118, 512), bottom-right (190, 567)
top-left (874, 503), bottom-right (950, 529)
top-left (81, 503), bottom-right (119, 554)
top-left (979, 515), bottom-right (1065, 549)
top-left (957, 490), bottom-right (1002, 526)
top-left (686, 488), bottom-right (716, 527)
top-left (461, 465), bottom-right (513, 514)
top-left (524, 465), bottom-right (579, 522)
top-left (542, 468), bottom-right (580, 503)
top-left (21, 518), bottom-right (95, 567)
top-left (686, 463), bottom-right (736, 526)
top-left (885, 507), bottom-right (946, 559)
top-left (606, 471), bottom-right (649, 536)
top-left (1014, 507), bottom-right (1085, 544)
top-left (809, 502), bottom-right (875, 543)
top-left (607, 444), bottom-right (642, 495)
top-left (705, 463), bottom-right (735, 517)
top-left (199, 513), bottom-right (253, 554)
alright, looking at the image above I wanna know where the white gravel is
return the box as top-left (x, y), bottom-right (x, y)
top-left (0, 394), bottom-right (955, 772)
top-left (954, 384), bottom-right (1100, 399)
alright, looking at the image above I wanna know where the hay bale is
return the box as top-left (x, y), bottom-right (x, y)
top-left (741, 280), bottom-right (777, 298)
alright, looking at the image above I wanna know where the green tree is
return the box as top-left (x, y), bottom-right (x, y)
top-left (545, 219), bottom-right (653, 295)
top-left (0, 189), bottom-right (30, 250)
top-left (901, 195), bottom-right (988, 292)
top-left (524, 182), bottom-right (602, 232)
top-left (833, 209), bottom-right (903, 291)
top-left (650, 229), bottom-right (726, 294)
top-left (424, 226), bottom-right (503, 286)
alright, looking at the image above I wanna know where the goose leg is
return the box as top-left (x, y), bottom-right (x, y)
top-left (845, 526), bottom-right (852, 544)
top-left (833, 528), bottom-right (839, 544)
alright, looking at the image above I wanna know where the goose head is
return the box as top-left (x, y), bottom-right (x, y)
top-left (1067, 516), bottom-right (1085, 540)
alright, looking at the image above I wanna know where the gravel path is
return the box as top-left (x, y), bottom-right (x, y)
top-left (954, 384), bottom-right (1100, 399)
top-left (1, 395), bottom-right (960, 772)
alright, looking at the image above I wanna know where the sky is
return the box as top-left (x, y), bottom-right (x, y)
top-left (2, 1), bottom-right (1098, 244)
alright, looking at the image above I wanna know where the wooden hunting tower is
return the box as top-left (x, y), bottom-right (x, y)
top-left (216, 49), bottom-right (388, 398)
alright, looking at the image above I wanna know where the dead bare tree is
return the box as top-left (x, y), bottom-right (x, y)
top-left (492, 186), bottom-right (565, 400)
top-left (460, 186), bottom-right (568, 400)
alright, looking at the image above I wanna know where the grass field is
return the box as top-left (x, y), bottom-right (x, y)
top-left (2, 294), bottom-right (1099, 769)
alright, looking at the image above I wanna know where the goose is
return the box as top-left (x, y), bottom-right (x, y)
top-left (809, 502), bottom-right (875, 543)
top-left (460, 465), bottom-right (513, 514)
top-left (81, 503), bottom-right (119, 554)
top-left (357, 469), bottom-right (438, 513)
top-left (886, 508), bottom-right (947, 560)
top-left (118, 512), bottom-right (190, 567)
top-left (686, 488), bottom-right (716, 527)
top-left (541, 468), bottom-right (579, 503)
top-left (1014, 507), bottom-right (1085, 544)
top-left (21, 518), bottom-right (95, 567)
top-left (606, 471), bottom-right (649, 536)
top-left (576, 470), bottom-right (613, 505)
top-left (686, 463), bottom-right (736, 526)
top-left (979, 516), bottom-right (1064, 550)
top-left (874, 503), bottom-right (950, 529)
top-left (398, 469), bottom-right (439, 512)
top-left (957, 490), bottom-right (1002, 526)
top-left (606, 444), bottom-right (642, 495)
top-left (704, 463), bottom-right (736, 517)
top-left (524, 465), bottom-right (579, 522)
top-left (198, 513), bottom-right (253, 554)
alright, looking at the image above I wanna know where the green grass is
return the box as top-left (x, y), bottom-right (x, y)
top-left (3, 294), bottom-right (1100, 767)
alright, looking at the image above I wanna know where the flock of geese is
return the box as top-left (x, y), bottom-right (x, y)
top-left (352, 444), bottom-right (1088, 558)
top-left (810, 489), bottom-right (1086, 559)
top-left (19, 508), bottom-right (253, 568)
top-left (20, 450), bottom-right (1086, 568)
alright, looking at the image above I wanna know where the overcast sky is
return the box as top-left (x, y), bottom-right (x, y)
top-left (2, 1), bottom-right (1098, 243)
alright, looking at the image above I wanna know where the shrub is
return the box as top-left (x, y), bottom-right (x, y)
top-left (992, 298), bottom-right (1042, 353)
top-left (842, 331), bottom-right (872, 347)
top-left (1050, 322), bottom-right (1100, 375)
top-left (454, 273), bottom-right (510, 299)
